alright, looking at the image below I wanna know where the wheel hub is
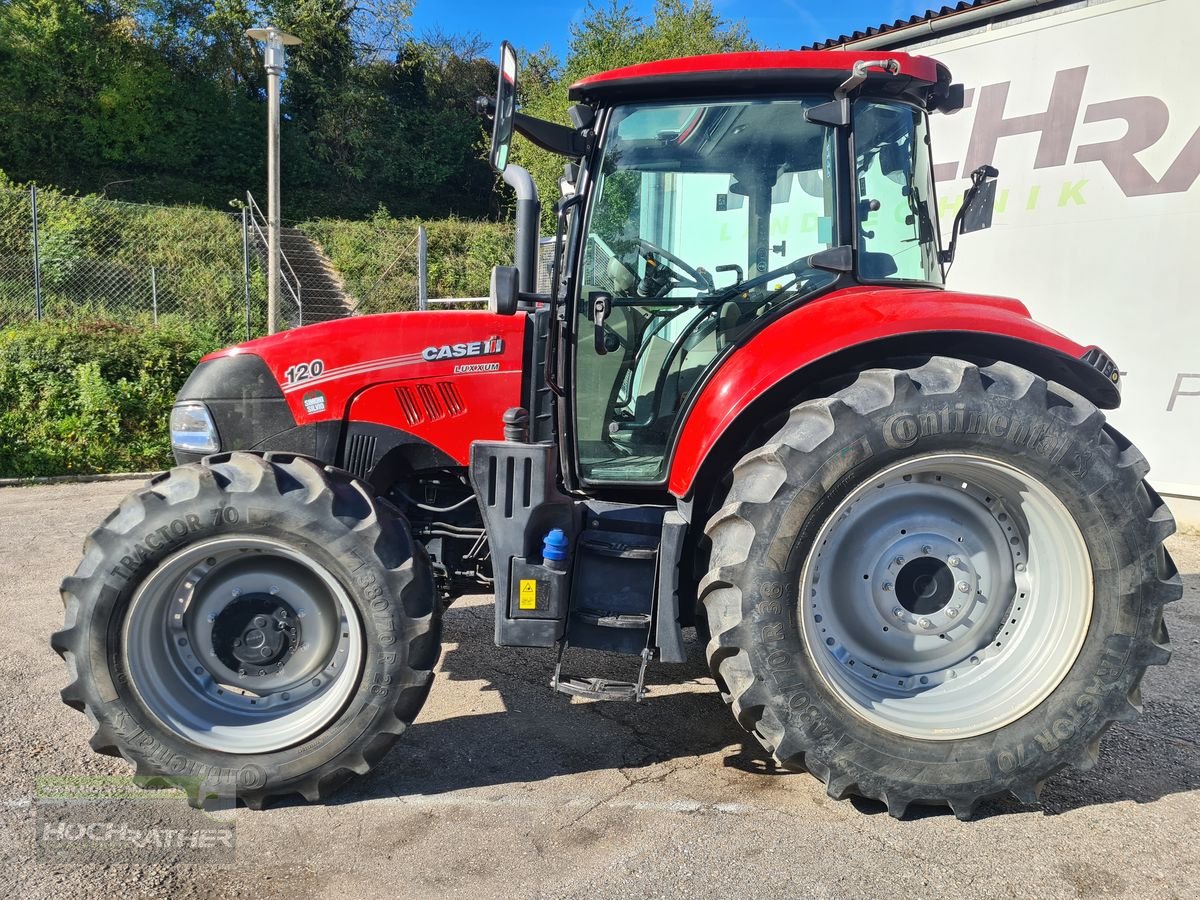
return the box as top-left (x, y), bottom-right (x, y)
top-left (895, 557), bottom-right (954, 615)
top-left (211, 595), bottom-right (301, 674)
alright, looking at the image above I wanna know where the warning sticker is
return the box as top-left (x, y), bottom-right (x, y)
top-left (518, 579), bottom-right (537, 610)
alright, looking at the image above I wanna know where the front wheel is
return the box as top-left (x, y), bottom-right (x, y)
top-left (702, 358), bottom-right (1180, 818)
top-left (53, 452), bottom-right (440, 807)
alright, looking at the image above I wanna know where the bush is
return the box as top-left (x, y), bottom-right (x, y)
top-left (0, 319), bottom-right (220, 477)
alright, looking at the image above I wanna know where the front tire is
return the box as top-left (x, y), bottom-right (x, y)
top-left (53, 452), bottom-right (440, 808)
top-left (701, 358), bottom-right (1180, 818)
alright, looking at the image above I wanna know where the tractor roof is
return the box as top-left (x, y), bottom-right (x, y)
top-left (568, 50), bottom-right (951, 108)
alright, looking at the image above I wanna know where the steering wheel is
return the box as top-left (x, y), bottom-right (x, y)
top-left (636, 238), bottom-right (710, 291)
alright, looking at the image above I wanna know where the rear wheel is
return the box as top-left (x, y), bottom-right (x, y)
top-left (701, 358), bottom-right (1180, 818)
top-left (54, 452), bottom-right (440, 808)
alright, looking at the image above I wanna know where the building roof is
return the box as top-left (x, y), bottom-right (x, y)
top-left (804, 1), bottom-right (1007, 50)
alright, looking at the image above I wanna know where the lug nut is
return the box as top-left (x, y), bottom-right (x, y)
top-left (207, 613), bottom-right (216, 623)
top-left (254, 615), bottom-right (267, 628)
top-left (883, 582), bottom-right (893, 592)
top-left (957, 581), bottom-right (970, 593)
top-left (270, 586), bottom-right (280, 595)
top-left (894, 556), bottom-right (905, 566)
top-left (921, 545), bottom-right (932, 555)
top-left (946, 606), bottom-right (960, 618)
top-left (891, 607), bottom-right (903, 618)
top-left (231, 588), bottom-right (241, 598)
top-left (948, 556), bottom-right (961, 568)
top-left (918, 617), bottom-right (932, 629)
top-left (1016, 563), bottom-right (1027, 573)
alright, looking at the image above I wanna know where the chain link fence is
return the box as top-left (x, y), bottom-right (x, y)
top-left (0, 183), bottom-right (542, 341)
top-left (0, 184), bottom-right (279, 343)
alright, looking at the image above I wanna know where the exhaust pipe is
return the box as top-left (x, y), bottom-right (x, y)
top-left (502, 165), bottom-right (540, 293)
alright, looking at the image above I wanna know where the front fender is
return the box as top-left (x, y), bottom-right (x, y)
top-left (668, 286), bottom-right (1121, 498)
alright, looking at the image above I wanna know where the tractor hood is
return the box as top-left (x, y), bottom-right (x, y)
top-left (180, 309), bottom-right (529, 465)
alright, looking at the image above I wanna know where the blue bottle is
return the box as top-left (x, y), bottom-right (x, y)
top-left (542, 528), bottom-right (569, 572)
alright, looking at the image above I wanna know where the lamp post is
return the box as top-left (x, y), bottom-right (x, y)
top-left (245, 26), bottom-right (301, 334)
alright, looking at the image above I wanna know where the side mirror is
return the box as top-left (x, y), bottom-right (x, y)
top-left (488, 41), bottom-right (518, 174)
top-left (489, 265), bottom-right (520, 315)
top-left (960, 167), bottom-right (998, 234)
top-left (940, 165), bottom-right (999, 266)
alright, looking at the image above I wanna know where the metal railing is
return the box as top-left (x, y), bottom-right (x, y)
top-left (414, 227), bottom-right (487, 309)
top-left (245, 192), bottom-right (303, 327)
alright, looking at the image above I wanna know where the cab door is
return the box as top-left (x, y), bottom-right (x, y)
top-left (565, 98), bottom-right (842, 490)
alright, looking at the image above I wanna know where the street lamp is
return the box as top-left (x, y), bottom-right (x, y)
top-left (246, 26), bottom-right (301, 334)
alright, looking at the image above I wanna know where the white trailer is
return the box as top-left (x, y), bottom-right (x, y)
top-left (819, 0), bottom-right (1199, 525)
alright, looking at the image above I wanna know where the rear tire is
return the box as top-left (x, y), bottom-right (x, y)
top-left (53, 452), bottom-right (440, 808)
top-left (701, 358), bottom-right (1180, 818)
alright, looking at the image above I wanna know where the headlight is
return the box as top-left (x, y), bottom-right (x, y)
top-left (170, 402), bottom-right (219, 453)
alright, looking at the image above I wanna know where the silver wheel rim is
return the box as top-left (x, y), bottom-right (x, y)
top-left (800, 453), bottom-right (1092, 740)
top-left (123, 536), bottom-right (364, 754)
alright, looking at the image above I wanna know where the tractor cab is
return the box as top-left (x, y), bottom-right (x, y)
top-left (485, 48), bottom-right (993, 489)
top-left (474, 46), bottom-right (995, 697)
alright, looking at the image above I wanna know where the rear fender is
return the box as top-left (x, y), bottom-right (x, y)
top-left (668, 286), bottom-right (1121, 499)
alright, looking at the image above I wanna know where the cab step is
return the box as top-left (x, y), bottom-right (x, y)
top-left (551, 645), bottom-right (652, 702)
top-left (574, 609), bottom-right (652, 629)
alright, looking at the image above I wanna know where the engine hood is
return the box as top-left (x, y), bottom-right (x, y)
top-left (199, 309), bottom-right (529, 459)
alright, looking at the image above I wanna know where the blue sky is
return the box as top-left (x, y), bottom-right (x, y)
top-left (409, 0), bottom-right (923, 59)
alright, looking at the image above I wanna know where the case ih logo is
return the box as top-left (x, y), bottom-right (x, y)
top-left (937, 65), bottom-right (1200, 197)
top-left (421, 336), bottom-right (505, 362)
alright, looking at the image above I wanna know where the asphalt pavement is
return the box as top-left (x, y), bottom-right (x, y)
top-left (1, 479), bottom-right (1197, 899)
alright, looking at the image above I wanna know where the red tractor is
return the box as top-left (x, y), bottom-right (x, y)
top-left (54, 46), bottom-right (1179, 819)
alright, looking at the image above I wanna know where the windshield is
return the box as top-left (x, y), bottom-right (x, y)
top-left (574, 98), bottom-right (839, 484)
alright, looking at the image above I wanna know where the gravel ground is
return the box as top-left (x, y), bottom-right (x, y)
top-left (0, 479), bottom-right (1197, 899)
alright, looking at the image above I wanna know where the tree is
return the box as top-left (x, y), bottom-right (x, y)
top-left (0, 0), bottom-right (757, 222)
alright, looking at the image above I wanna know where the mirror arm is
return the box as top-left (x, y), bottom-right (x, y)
top-left (476, 97), bottom-right (588, 158)
top-left (514, 112), bottom-right (589, 157)
top-left (939, 202), bottom-right (970, 266)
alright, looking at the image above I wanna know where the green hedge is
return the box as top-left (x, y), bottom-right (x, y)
top-left (0, 319), bottom-right (220, 477)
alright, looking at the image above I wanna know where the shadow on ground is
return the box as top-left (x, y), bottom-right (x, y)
top-left (314, 585), bottom-right (1200, 820)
